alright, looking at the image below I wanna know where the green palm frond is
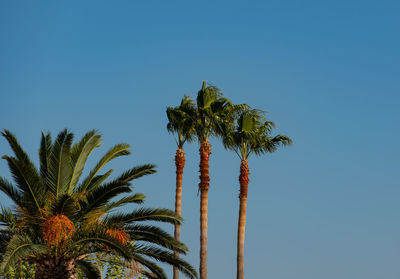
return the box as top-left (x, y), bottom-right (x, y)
top-left (46, 129), bottom-right (74, 197)
top-left (79, 181), bottom-right (132, 218)
top-left (134, 244), bottom-right (198, 279)
top-left (105, 193), bottom-right (146, 212)
top-left (76, 259), bottom-right (102, 279)
top-left (1, 130), bottom-right (41, 181)
top-left (68, 130), bottom-right (102, 194)
top-left (126, 224), bottom-right (187, 254)
top-left (0, 234), bottom-right (48, 272)
top-left (1, 131), bottom-right (44, 210)
top-left (0, 177), bottom-right (22, 208)
top-left (116, 164), bottom-right (157, 183)
top-left (132, 254), bottom-right (167, 279)
top-left (0, 231), bottom-right (13, 256)
top-left (39, 132), bottom-right (52, 182)
top-left (1, 155), bottom-right (42, 211)
top-left (105, 208), bottom-right (182, 226)
top-left (0, 207), bottom-right (17, 230)
top-left (67, 228), bottom-right (133, 261)
top-left (78, 169), bottom-right (114, 194)
top-left (51, 194), bottom-right (77, 217)
top-left (79, 143), bottom-right (131, 191)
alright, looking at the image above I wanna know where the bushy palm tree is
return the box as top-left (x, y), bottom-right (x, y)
top-left (0, 129), bottom-right (198, 279)
top-left (221, 109), bottom-right (292, 279)
top-left (166, 95), bottom-right (196, 279)
top-left (193, 81), bottom-right (233, 279)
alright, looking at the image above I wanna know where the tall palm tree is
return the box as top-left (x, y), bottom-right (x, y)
top-left (166, 95), bottom-right (196, 279)
top-left (0, 129), bottom-right (198, 279)
top-left (221, 109), bottom-right (292, 279)
top-left (193, 81), bottom-right (233, 279)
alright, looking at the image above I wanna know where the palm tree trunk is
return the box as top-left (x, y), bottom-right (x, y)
top-left (237, 159), bottom-right (249, 279)
top-left (173, 147), bottom-right (186, 279)
top-left (35, 257), bottom-right (78, 279)
top-left (199, 140), bottom-right (211, 279)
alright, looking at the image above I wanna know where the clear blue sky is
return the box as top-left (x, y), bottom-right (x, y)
top-left (1, 1), bottom-right (399, 278)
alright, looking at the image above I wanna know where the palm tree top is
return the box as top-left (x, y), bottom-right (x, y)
top-left (166, 95), bottom-right (196, 148)
top-left (194, 81), bottom-right (234, 142)
top-left (0, 129), bottom-right (198, 279)
top-left (222, 108), bottom-right (292, 159)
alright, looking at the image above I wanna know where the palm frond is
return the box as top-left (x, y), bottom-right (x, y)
top-left (1, 130), bottom-right (41, 179)
top-left (132, 254), bottom-right (167, 279)
top-left (116, 164), bottom-right (157, 183)
top-left (78, 169), bottom-right (113, 194)
top-left (0, 207), bottom-right (17, 230)
top-left (0, 234), bottom-right (48, 272)
top-left (126, 224), bottom-right (187, 254)
top-left (68, 130), bottom-right (102, 194)
top-left (46, 129), bottom-right (74, 197)
top-left (105, 208), bottom-right (182, 226)
top-left (134, 244), bottom-right (198, 279)
top-left (67, 228), bottom-right (133, 261)
top-left (105, 193), bottom-right (146, 212)
top-left (79, 143), bottom-right (130, 191)
top-left (80, 181), bottom-right (131, 218)
top-left (2, 156), bottom-right (42, 211)
top-left (76, 259), bottom-right (102, 279)
top-left (39, 132), bottom-right (52, 182)
top-left (51, 194), bottom-right (77, 217)
top-left (0, 177), bottom-right (22, 208)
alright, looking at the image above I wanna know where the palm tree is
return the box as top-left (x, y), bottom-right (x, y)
top-left (0, 129), bottom-right (198, 279)
top-left (221, 109), bottom-right (292, 279)
top-left (166, 95), bottom-right (196, 279)
top-left (193, 81), bottom-right (233, 279)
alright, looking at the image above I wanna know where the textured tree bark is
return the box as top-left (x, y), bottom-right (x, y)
top-left (237, 159), bottom-right (249, 279)
top-left (173, 147), bottom-right (186, 279)
top-left (35, 258), bottom-right (78, 279)
top-left (199, 140), bottom-right (211, 279)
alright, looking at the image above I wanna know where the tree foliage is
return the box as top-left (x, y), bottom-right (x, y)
top-left (0, 129), bottom-right (197, 279)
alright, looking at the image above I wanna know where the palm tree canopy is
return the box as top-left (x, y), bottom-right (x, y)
top-left (0, 129), bottom-right (198, 279)
top-left (194, 81), bottom-right (234, 142)
top-left (222, 109), bottom-right (293, 159)
top-left (166, 95), bottom-right (196, 148)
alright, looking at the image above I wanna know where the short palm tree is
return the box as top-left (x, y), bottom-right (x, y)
top-left (166, 95), bottom-right (196, 279)
top-left (0, 129), bottom-right (198, 279)
top-left (221, 109), bottom-right (292, 279)
top-left (193, 81), bottom-right (233, 279)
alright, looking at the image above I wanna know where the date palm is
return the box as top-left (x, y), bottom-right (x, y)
top-left (221, 109), bottom-right (292, 279)
top-left (0, 129), bottom-right (198, 279)
top-left (166, 95), bottom-right (196, 279)
top-left (193, 81), bottom-right (233, 279)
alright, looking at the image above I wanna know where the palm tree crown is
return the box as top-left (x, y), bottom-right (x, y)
top-left (166, 95), bottom-right (196, 148)
top-left (194, 81), bottom-right (233, 142)
top-left (222, 108), bottom-right (292, 160)
top-left (0, 129), bottom-right (198, 279)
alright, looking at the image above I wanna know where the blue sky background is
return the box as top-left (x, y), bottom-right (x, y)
top-left (0, 1), bottom-right (399, 278)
